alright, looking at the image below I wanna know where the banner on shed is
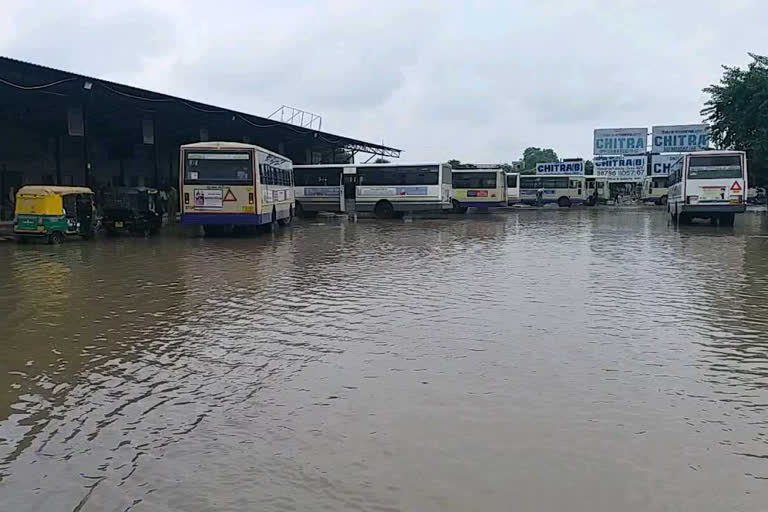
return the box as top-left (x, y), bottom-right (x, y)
top-left (651, 154), bottom-right (683, 177)
top-left (536, 160), bottom-right (584, 175)
top-left (593, 155), bottom-right (647, 182)
top-left (593, 128), bottom-right (647, 156)
top-left (651, 124), bottom-right (709, 153)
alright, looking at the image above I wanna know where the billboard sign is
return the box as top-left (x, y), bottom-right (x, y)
top-left (536, 160), bottom-right (584, 175)
top-left (651, 154), bottom-right (683, 177)
top-left (593, 155), bottom-right (647, 182)
top-left (651, 124), bottom-right (709, 153)
top-left (593, 128), bottom-right (648, 156)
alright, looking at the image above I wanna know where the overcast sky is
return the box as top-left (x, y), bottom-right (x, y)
top-left (1, 0), bottom-right (766, 162)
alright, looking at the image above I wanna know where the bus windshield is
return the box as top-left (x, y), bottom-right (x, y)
top-left (687, 155), bottom-right (742, 179)
top-left (185, 152), bottom-right (252, 183)
top-left (506, 174), bottom-right (518, 187)
top-left (453, 172), bottom-right (497, 188)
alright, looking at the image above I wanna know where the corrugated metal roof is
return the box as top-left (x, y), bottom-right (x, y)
top-left (0, 55), bottom-right (401, 154)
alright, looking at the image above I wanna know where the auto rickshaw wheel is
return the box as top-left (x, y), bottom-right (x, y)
top-left (48, 232), bottom-right (64, 245)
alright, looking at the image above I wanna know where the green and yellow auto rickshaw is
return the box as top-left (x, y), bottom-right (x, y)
top-left (14, 186), bottom-right (96, 244)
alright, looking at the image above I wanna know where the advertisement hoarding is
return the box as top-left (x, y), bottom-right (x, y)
top-left (593, 155), bottom-right (647, 182)
top-left (536, 160), bottom-right (584, 175)
top-left (651, 154), bottom-right (683, 177)
top-left (651, 124), bottom-right (709, 153)
top-left (593, 128), bottom-right (648, 156)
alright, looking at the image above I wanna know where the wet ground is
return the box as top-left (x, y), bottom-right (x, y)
top-left (1, 209), bottom-right (768, 511)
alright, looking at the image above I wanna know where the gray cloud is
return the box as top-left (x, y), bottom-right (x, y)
top-left (1, 0), bottom-right (767, 162)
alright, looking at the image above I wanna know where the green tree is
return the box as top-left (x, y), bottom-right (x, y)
top-left (702, 53), bottom-right (768, 184)
top-left (522, 147), bottom-right (559, 172)
top-left (585, 160), bottom-right (594, 175)
top-left (447, 159), bottom-right (461, 167)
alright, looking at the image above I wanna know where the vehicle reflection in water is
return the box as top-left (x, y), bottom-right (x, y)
top-left (0, 211), bottom-right (767, 512)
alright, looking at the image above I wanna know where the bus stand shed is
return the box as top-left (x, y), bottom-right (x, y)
top-left (0, 56), bottom-right (401, 220)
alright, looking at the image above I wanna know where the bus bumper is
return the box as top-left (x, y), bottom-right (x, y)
top-left (182, 213), bottom-right (271, 225)
top-left (454, 201), bottom-right (507, 208)
top-left (680, 204), bottom-right (746, 214)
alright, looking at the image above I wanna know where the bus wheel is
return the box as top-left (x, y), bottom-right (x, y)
top-left (270, 208), bottom-right (279, 231)
top-left (451, 199), bottom-right (467, 214)
top-left (557, 197), bottom-right (571, 208)
top-left (374, 200), bottom-right (395, 219)
top-left (721, 213), bottom-right (735, 227)
top-left (48, 231), bottom-right (64, 245)
top-left (679, 213), bottom-right (691, 225)
top-left (659, 195), bottom-right (668, 206)
top-left (295, 201), bottom-right (304, 218)
top-left (278, 207), bottom-right (292, 226)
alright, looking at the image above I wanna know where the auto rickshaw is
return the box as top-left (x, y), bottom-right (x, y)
top-left (14, 186), bottom-right (96, 244)
top-left (101, 187), bottom-right (162, 237)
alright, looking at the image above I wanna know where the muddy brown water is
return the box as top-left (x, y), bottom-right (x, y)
top-left (1, 210), bottom-right (768, 511)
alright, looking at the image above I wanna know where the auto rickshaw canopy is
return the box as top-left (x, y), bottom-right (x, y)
top-left (15, 186), bottom-right (94, 216)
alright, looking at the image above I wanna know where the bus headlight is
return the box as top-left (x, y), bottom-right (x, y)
top-left (248, 193), bottom-right (254, 204)
top-left (686, 195), bottom-right (698, 204)
top-left (184, 193), bottom-right (189, 205)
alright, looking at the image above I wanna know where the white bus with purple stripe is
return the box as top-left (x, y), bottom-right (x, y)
top-left (519, 175), bottom-right (586, 207)
top-left (180, 142), bottom-right (294, 234)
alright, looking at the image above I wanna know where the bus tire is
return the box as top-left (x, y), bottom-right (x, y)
top-left (721, 213), bottom-right (735, 227)
top-left (295, 201), bottom-right (304, 218)
top-left (659, 195), bottom-right (668, 206)
top-left (557, 197), bottom-right (571, 208)
top-left (451, 199), bottom-right (467, 214)
top-left (374, 200), bottom-right (395, 219)
top-left (679, 213), bottom-right (691, 225)
top-left (48, 231), bottom-right (64, 245)
top-left (270, 208), bottom-right (279, 231)
top-left (278, 207), bottom-right (292, 226)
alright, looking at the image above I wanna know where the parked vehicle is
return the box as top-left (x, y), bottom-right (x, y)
top-left (641, 176), bottom-right (669, 205)
top-left (451, 166), bottom-right (507, 212)
top-left (102, 187), bottom-right (163, 236)
top-left (14, 186), bottom-right (96, 244)
top-left (181, 142), bottom-right (294, 235)
top-left (667, 151), bottom-right (747, 226)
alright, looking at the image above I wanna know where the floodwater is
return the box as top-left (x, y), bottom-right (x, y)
top-left (1, 209), bottom-right (768, 512)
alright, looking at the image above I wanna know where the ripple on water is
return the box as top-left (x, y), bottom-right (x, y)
top-left (0, 212), bottom-right (767, 511)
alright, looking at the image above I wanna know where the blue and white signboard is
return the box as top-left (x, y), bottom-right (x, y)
top-left (536, 160), bottom-right (584, 175)
top-left (651, 154), bottom-right (683, 177)
top-left (593, 155), bottom-right (647, 182)
top-left (651, 124), bottom-right (709, 153)
top-left (593, 128), bottom-right (648, 156)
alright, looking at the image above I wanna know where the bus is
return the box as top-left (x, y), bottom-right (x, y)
top-left (585, 176), bottom-right (609, 205)
top-left (640, 176), bottom-right (669, 205)
top-left (506, 172), bottom-right (520, 205)
top-left (667, 150), bottom-right (747, 226)
top-left (293, 165), bottom-right (343, 216)
top-left (451, 167), bottom-right (507, 212)
top-left (295, 162), bottom-right (452, 218)
top-left (519, 175), bottom-right (586, 207)
top-left (180, 141), bottom-right (294, 234)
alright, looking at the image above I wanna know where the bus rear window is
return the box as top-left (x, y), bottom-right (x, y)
top-left (453, 172), bottom-right (497, 188)
top-left (186, 152), bottom-right (252, 183)
top-left (506, 174), bottom-right (518, 187)
top-left (688, 155), bottom-right (742, 179)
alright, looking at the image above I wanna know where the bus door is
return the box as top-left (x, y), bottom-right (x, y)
top-left (342, 167), bottom-right (357, 213)
top-left (570, 178), bottom-right (582, 198)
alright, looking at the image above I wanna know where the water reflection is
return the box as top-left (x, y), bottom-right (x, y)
top-left (0, 211), bottom-right (767, 511)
